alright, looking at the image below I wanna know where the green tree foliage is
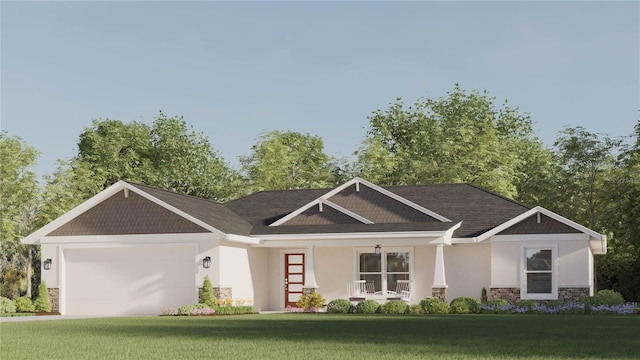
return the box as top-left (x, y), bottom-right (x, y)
top-left (199, 276), bottom-right (215, 307)
top-left (240, 130), bottom-right (339, 191)
top-left (598, 121), bottom-right (640, 301)
top-left (0, 132), bottom-right (40, 299)
top-left (552, 127), bottom-right (621, 229)
top-left (33, 281), bottom-right (51, 312)
top-left (354, 85), bottom-right (550, 199)
top-left (67, 112), bottom-right (241, 202)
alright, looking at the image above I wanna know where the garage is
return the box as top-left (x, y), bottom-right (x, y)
top-left (63, 245), bottom-right (198, 315)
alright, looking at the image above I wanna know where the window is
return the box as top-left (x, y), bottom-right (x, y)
top-left (521, 246), bottom-right (557, 299)
top-left (357, 248), bottom-right (411, 296)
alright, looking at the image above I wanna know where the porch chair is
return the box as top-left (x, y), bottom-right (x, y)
top-left (347, 280), bottom-right (375, 301)
top-left (387, 280), bottom-right (413, 301)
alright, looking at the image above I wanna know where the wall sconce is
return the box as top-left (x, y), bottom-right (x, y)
top-left (375, 245), bottom-right (381, 256)
top-left (43, 258), bottom-right (52, 270)
top-left (202, 256), bottom-right (211, 269)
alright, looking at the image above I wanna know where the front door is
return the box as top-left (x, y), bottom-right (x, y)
top-left (284, 253), bottom-right (305, 308)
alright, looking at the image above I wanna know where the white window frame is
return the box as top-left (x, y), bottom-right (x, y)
top-left (354, 247), bottom-right (413, 299)
top-left (520, 244), bottom-right (558, 300)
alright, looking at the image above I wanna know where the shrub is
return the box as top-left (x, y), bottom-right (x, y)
top-left (381, 300), bottom-right (409, 314)
top-left (449, 300), bottom-right (469, 314)
top-left (450, 297), bottom-right (481, 314)
top-left (200, 276), bottom-right (215, 307)
top-left (354, 299), bottom-right (380, 314)
top-left (515, 300), bottom-right (538, 311)
top-left (481, 299), bottom-right (511, 314)
top-left (296, 292), bottom-right (326, 312)
top-left (481, 287), bottom-right (488, 304)
top-left (214, 305), bottom-right (255, 315)
top-left (33, 281), bottom-right (51, 312)
top-left (326, 299), bottom-right (353, 313)
top-left (409, 304), bottom-right (425, 315)
top-left (14, 296), bottom-right (35, 313)
top-left (595, 290), bottom-right (625, 305)
top-left (420, 297), bottom-right (450, 314)
top-left (0, 296), bottom-right (16, 313)
top-left (177, 303), bottom-right (215, 316)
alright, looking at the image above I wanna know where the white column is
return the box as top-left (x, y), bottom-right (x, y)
top-left (305, 245), bottom-right (319, 288)
top-left (433, 244), bottom-right (447, 288)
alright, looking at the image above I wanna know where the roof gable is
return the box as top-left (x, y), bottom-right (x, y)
top-left (270, 177), bottom-right (451, 226)
top-left (48, 189), bottom-right (207, 236)
top-left (497, 213), bottom-right (581, 235)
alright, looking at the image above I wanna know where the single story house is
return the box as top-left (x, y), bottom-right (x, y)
top-left (22, 177), bottom-right (606, 315)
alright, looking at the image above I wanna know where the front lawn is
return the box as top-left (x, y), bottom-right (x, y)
top-left (2, 314), bottom-right (639, 359)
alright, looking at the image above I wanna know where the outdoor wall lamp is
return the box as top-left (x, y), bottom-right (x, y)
top-left (375, 245), bottom-right (381, 256)
top-left (43, 258), bottom-right (52, 270)
top-left (202, 256), bottom-right (211, 269)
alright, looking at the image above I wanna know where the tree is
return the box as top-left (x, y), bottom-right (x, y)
top-left (0, 132), bottom-right (41, 298)
top-left (354, 85), bottom-right (547, 199)
top-left (68, 112), bottom-right (241, 201)
top-left (598, 121), bottom-right (640, 300)
top-left (240, 130), bottom-right (338, 191)
top-left (552, 127), bottom-right (621, 229)
top-left (149, 113), bottom-right (241, 201)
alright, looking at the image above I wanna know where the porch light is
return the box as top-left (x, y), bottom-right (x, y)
top-left (375, 245), bottom-right (381, 256)
top-left (202, 256), bottom-right (211, 269)
top-left (43, 258), bottom-right (52, 271)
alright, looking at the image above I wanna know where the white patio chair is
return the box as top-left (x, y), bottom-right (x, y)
top-left (347, 280), bottom-right (368, 300)
top-left (387, 280), bottom-right (412, 301)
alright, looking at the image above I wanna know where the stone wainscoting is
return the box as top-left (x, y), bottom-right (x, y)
top-left (432, 287), bottom-right (447, 303)
top-left (302, 287), bottom-right (317, 295)
top-left (47, 288), bottom-right (60, 313)
top-left (490, 287), bottom-right (591, 304)
top-left (198, 287), bottom-right (232, 301)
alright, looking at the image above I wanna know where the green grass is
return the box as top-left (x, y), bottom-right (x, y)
top-left (2, 314), bottom-right (639, 359)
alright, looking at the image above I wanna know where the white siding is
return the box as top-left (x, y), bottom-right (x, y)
top-left (445, 243), bottom-right (491, 301)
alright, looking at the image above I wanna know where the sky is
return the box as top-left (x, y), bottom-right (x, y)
top-left (1, 1), bottom-right (638, 180)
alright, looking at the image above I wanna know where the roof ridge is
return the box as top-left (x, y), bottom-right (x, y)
top-left (127, 181), bottom-right (226, 205)
top-left (462, 183), bottom-right (531, 210)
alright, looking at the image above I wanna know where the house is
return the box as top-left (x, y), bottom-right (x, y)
top-left (21, 177), bottom-right (606, 315)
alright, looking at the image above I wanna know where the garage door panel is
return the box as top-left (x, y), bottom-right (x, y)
top-left (64, 246), bottom-right (197, 315)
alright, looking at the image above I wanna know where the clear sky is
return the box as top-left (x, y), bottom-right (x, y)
top-left (2, 1), bottom-right (638, 180)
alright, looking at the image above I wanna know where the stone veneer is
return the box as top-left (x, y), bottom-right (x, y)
top-left (490, 287), bottom-right (591, 304)
top-left (302, 287), bottom-right (317, 295)
top-left (489, 288), bottom-right (521, 305)
top-left (47, 288), bottom-right (59, 313)
top-left (198, 287), bottom-right (232, 300)
top-left (558, 287), bottom-right (590, 301)
top-left (431, 287), bottom-right (447, 303)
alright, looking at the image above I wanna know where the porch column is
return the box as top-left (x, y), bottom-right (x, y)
top-left (303, 245), bottom-right (318, 293)
top-left (432, 244), bottom-right (448, 302)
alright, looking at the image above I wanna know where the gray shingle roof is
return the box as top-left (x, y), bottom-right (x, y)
top-left (130, 183), bottom-right (254, 236)
top-left (224, 183), bottom-right (531, 237)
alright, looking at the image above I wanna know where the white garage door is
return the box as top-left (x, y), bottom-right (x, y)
top-left (64, 246), bottom-right (197, 315)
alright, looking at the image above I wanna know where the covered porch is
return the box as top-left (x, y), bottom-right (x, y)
top-left (257, 225), bottom-right (458, 309)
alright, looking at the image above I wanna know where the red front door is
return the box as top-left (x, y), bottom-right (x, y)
top-left (284, 253), bottom-right (305, 308)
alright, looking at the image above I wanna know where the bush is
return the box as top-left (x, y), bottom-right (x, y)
top-left (177, 303), bottom-right (215, 316)
top-left (14, 296), bottom-right (35, 313)
top-left (420, 297), bottom-right (450, 314)
top-left (450, 297), bottom-right (481, 314)
top-left (481, 299), bottom-right (511, 314)
top-left (481, 287), bottom-right (488, 303)
top-left (381, 300), bottom-right (409, 314)
top-left (326, 299), bottom-right (353, 313)
top-left (409, 304), bottom-right (425, 315)
top-left (296, 292), bottom-right (326, 312)
top-left (515, 299), bottom-right (538, 311)
top-left (200, 276), bottom-right (215, 307)
top-left (595, 290), bottom-right (625, 305)
top-left (449, 300), bottom-right (469, 314)
top-left (33, 281), bottom-right (51, 312)
top-left (0, 296), bottom-right (16, 313)
top-left (213, 305), bottom-right (255, 315)
top-left (354, 299), bottom-right (380, 314)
